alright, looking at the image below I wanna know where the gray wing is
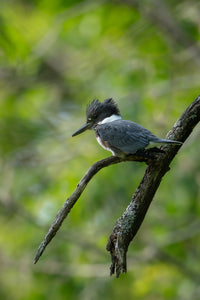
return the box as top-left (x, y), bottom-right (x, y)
top-left (96, 120), bottom-right (154, 154)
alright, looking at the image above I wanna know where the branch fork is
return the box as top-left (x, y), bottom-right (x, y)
top-left (34, 95), bottom-right (200, 277)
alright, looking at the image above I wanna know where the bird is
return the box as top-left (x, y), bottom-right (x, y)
top-left (72, 98), bottom-right (182, 157)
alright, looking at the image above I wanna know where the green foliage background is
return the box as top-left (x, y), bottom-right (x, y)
top-left (0, 0), bottom-right (200, 299)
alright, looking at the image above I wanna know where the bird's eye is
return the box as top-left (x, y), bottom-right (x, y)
top-left (88, 117), bottom-right (92, 122)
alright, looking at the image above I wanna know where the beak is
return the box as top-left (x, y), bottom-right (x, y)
top-left (72, 122), bottom-right (91, 137)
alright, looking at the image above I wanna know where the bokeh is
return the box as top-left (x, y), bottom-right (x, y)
top-left (0, 0), bottom-right (200, 299)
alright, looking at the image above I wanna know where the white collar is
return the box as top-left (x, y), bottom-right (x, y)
top-left (98, 114), bottom-right (122, 125)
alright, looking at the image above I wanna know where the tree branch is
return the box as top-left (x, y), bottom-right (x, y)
top-left (106, 95), bottom-right (200, 277)
top-left (34, 151), bottom-right (156, 264)
top-left (34, 95), bottom-right (200, 278)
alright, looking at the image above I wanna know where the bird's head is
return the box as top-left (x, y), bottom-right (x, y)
top-left (72, 98), bottom-right (120, 137)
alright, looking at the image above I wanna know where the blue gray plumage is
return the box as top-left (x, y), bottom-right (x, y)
top-left (72, 98), bottom-right (182, 156)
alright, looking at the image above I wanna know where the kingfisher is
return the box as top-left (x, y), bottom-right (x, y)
top-left (72, 98), bottom-right (182, 157)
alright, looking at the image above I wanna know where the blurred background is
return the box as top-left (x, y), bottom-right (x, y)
top-left (0, 0), bottom-right (200, 299)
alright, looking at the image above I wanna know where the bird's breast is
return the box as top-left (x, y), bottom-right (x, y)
top-left (95, 131), bottom-right (115, 155)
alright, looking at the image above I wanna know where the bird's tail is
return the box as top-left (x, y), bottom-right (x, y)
top-left (151, 137), bottom-right (182, 145)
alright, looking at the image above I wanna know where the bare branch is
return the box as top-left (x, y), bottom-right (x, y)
top-left (106, 95), bottom-right (200, 277)
top-left (34, 151), bottom-right (156, 264)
